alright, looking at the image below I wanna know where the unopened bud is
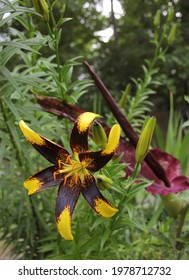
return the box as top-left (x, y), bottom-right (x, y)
top-left (92, 122), bottom-right (107, 148)
top-left (167, 23), bottom-right (177, 45)
top-left (167, 6), bottom-right (174, 23)
top-left (119, 84), bottom-right (131, 109)
top-left (96, 175), bottom-right (113, 190)
top-left (32, 0), bottom-right (49, 22)
top-left (161, 194), bottom-right (187, 217)
top-left (135, 117), bottom-right (156, 163)
top-left (154, 10), bottom-right (161, 28)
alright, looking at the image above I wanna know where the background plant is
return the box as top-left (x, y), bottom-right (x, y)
top-left (0, 0), bottom-right (188, 260)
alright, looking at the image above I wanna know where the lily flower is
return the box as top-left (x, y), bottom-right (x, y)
top-left (37, 95), bottom-right (189, 197)
top-left (19, 112), bottom-right (121, 240)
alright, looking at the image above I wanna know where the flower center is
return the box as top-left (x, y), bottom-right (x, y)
top-left (53, 155), bottom-right (87, 184)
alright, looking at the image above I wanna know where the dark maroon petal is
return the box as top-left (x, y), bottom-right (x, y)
top-left (19, 120), bottom-right (70, 164)
top-left (70, 112), bottom-right (99, 154)
top-left (55, 177), bottom-right (81, 218)
top-left (117, 140), bottom-right (162, 183)
top-left (150, 149), bottom-right (183, 181)
top-left (24, 166), bottom-right (63, 194)
top-left (146, 175), bottom-right (189, 195)
top-left (37, 95), bottom-right (84, 122)
top-left (79, 150), bottom-right (114, 172)
top-left (55, 177), bottom-right (81, 240)
top-left (171, 175), bottom-right (189, 189)
top-left (81, 173), bottom-right (117, 217)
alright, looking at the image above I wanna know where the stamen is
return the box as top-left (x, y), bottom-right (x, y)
top-left (53, 171), bottom-right (57, 181)
top-left (63, 175), bottom-right (68, 185)
top-left (58, 159), bottom-right (61, 169)
top-left (74, 173), bottom-right (79, 184)
top-left (66, 155), bottom-right (71, 163)
top-left (71, 162), bottom-right (78, 170)
top-left (53, 156), bottom-right (84, 184)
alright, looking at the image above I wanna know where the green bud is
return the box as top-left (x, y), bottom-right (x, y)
top-left (135, 117), bottom-right (156, 163)
top-left (154, 10), bottom-right (161, 28)
top-left (92, 122), bottom-right (107, 148)
top-left (119, 84), bottom-right (131, 109)
top-left (161, 194), bottom-right (187, 217)
top-left (167, 6), bottom-right (174, 23)
top-left (96, 175), bottom-right (113, 190)
top-left (32, 0), bottom-right (49, 22)
top-left (167, 23), bottom-right (177, 45)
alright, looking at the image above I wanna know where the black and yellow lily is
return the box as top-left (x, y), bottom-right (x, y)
top-left (19, 112), bottom-right (120, 240)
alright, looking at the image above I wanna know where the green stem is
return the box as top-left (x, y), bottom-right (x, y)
top-left (175, 206), bottom-right (188, 250)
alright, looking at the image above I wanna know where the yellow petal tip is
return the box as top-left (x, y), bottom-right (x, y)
top-left (19, 120), bottom-right (45, 146)
top-left (24, 177), bottom-right (42, 195)
top-left (102, 124), bottom-right (121, 155)
top-left (77, 112), bottom-right (100, 133)
top-left (94, 198), bottom-right (118, 218)
top-left (57, 206), bottom-right (73, 240)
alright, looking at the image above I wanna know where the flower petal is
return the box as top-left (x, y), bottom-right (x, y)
top-left (81, 173), bottom-right (118, 217)
top-left (101, 124), bottom-right (121, 155)
top-left (55, 178), bottom-right (81, 240)
top-left (24, 166), bottom-right (62, 195)
top-left (79, 124), bottom-right (121, 171)
top-left (146, 175), bottom-right (189, 195)
top-left (70, 112), bottom-right (100, 154)
top-left (150, 148), bottom-right (183, 181)
top-left (19, 120), bottom-right (70, 164)
top-left (37, 95), bottom-right (84, 122)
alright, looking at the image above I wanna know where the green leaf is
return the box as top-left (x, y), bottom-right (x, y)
top-left (0, 41), bottom-right (39, 53)
top-left (127, 180), bottom-right (153, 201)
top-left (125, 203), bottom-right (134, 219)
top-left (184, 96), bottom-right (189, 104)
top-left (155, 124), bottom-right (165, 150)
top-left (147, 204), bottom-right (163, 229)
top-left (6, 119), bottom-right (21, 150)
top-left (123, 215), bottom-right (148, 232)
top-left (100, 228), bottom-right (111, 251)
top-left (0, 138), bottom-right (6, 164)
top-left (0, 46), bottom-right (19, 66)
top-left (0, 66), bottom-right (21, 95)
top-left (58, 17), bottom-right (72, 27)
top-left (3, 97), bottom-right (21, 120)
top-left (179, 129), bottom-right (189, 174)
top-left (0, 12), bottom-right (23, 27)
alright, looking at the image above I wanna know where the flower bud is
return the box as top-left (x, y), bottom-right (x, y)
top-left (92, 122), bottom-right (107, 149)
top-left (96, 174), bottom-right (113, 190)
top-left (154, 10), bottom-right (161, 28)
top-left (167, 23), bottom-right (177, 45)
top-left (32, 0), bottom-right (49, 22)
top-left (167, 6), bottom-right (174, 23)
top-left (161, 194), bottom-right (187, 217)
top-left (135, 117), bottom-right (156, 163)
